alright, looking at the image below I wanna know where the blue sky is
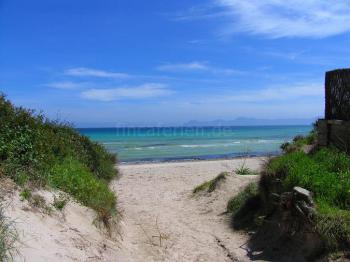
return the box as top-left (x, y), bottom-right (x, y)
top-left (1, 0), bottom-right (350, 127)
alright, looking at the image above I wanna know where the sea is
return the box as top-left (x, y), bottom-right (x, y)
top-left (78, 126), bottom-right (312, 163)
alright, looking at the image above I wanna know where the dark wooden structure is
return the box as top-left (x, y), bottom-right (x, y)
top-left (317, 69), bottom-right (350, 153)
top-left (325, 69), bottom-right (350, 120)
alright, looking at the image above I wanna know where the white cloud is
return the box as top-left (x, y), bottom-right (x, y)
top-left (81, 83), bottom-right (173, 102)
top-left (157, 61), bottom-right (245, 75)
top-left (65, 67), bottom-right (129, 78)
top-left (157, 61), bottom-right (209, 72)
top-left (216, 0), bottom-right (350, 38)
top-left (46, 81), bottom-right (84, 89)
top-left (208, 82), bottom-right (323, 103)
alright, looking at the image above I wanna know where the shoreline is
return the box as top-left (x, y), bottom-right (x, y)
top-left (119, 152), bottom-right (278, 165)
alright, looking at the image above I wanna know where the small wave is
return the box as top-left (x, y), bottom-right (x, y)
top-left (180, 144), bottom-right (217, 148)
top-left (102, 142), bottom-right (122, 145)
top-left (139, 143), bottom-right (168, 148)
top-left (180, 143), bottom-right (240, 148)
top-left (132, 146), bottom-right (156, 150)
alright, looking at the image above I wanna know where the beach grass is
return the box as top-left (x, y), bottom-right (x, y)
top-left (234, 164), bottom-right (258, 175)
top-left (227, 183), bottom-right (258, 214)
top-left (227, 182), bottom-right (261, 230)
top-left (50, 157), bottom-right (116, 223)
top-left (193, 172), bottom-right (228, 194)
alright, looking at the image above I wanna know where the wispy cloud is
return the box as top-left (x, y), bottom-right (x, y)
top-left (171, 3), bottom-right (229, 21)
top-left (81, 83), bottom-right (173, 102)
top-left (207, 82), bottom-right (323, 103)
top-left (65, 67), bottom-right (129, 78)
top-left (216, 0), bottom-right (350, 38)
top-left (46, 81), bottom-right (85, 89)
top-left (176, 0), bottom-right (350, 39)
top-left (157, 61), bottom-right (245, 75)
top-left (157, 61), bottom-right (209, 72)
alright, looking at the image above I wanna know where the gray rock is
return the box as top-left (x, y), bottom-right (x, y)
top-left (293, 187), bottom-right (314, 206)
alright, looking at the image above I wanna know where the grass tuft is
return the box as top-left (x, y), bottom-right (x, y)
top-left (0, 202), bottom-right (18, 261)
top-left (52, 195), bottom-right (68, 211)
top-left (234, 164), bottom-right (258, 176)
top-left (193, 172), bottom-right (228, 194)
top-left (19, 188), bottom-right (31, 201)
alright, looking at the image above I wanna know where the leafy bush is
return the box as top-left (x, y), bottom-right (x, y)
top-left (0, 94), bottom-right (118, 222)
top-left (193, 172), bottom-right (228, 194)
top-left (0, 94), bottom-right (117, 185)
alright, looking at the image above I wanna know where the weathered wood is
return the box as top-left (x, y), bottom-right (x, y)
top-left (325, 69), bottom-right (350, 121)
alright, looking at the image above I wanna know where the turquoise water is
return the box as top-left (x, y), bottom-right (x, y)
top-left (78, 126), bottom-right (312, 163)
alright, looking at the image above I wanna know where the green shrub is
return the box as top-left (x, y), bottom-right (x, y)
top-left (193, 172), bottom-right (228, 194)
top-left (50, 158), bottom-right (116, 222)
top-left (0, 94), bottom-right (117, 185)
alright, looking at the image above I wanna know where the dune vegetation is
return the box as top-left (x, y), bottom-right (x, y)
top-left (193, 172), bottom-right (228, 194)
top-left (0, 94), bottom-right (118, 226)
top-left (262, 148), bottom-right (350, 250)
top-left (228, 131), bottom-right (350, 258)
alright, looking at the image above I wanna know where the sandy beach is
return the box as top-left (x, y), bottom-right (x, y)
top-left (112, 157), bottom-right (264, 262)
top-left (4, 157), bottom-right (265, 261)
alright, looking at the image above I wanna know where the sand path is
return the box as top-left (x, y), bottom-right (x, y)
top-left (112, 158), bottom-right (263, 262)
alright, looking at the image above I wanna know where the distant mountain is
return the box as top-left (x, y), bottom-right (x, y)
top-left (183, 117), bottom-right (316, 127)
top-left (76, 117), bottom-right (317, 128)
